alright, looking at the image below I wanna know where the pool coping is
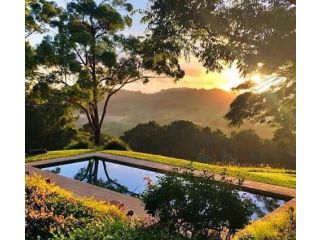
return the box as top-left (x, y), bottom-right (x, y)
top-left (25, 152), bottom-right (296, 219)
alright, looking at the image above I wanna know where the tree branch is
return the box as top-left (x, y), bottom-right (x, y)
top-left (25, 29), bottom-right (37, 39)
top-left (73, 46), bottom-right (87, 66)
top-left (69, 99), bottom-right (93, 128)
top-left (99, 93), bottom-right (112, 127)
top-left (53, 80), bottom-right (71, 87)
top-left (98, 76), bottom-right (145, 127)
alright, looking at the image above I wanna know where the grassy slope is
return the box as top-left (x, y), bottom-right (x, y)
top-left (103, 150), bottom-right (295, 188)
top-left (26, 149), bottom-right (295, 188)
top-left (233, 202), bottom-right (296, 240)
top-left (26, 174), bottom-right (127, 220)
top-left (26, 149), bottom-right (97, 162)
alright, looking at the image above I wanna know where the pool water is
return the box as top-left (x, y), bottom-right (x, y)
top-left (42, 159), bottom-right (161, 197)
top-left (40, 158), bottom-right (286, 220)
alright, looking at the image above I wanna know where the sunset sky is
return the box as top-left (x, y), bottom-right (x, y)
top-left (29, 0), bottom-right (247, 94)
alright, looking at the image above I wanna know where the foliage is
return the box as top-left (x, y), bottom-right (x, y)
top-left (235, 206), bottom-right (296, 240)
top-left (219, 0), bottom-right (296, 160)
top-left (51, 220), bottom-right (187, 240)
top-left (122, 120), bottom-right (295, 168)
top-left (121, 121), bottom-right (164, 153)
top-left (26, 184), bottom-right (77, 239)
top-left (77, 123), bottom-right (112, 146)
top-left (25, 41), bottom-right (39, 77)
top-left (142, 169), bottom-right (255, 240)
top-left (144, 0), bottom-right (295, 73)
top-left (34, 0), bottom-right (184, 146)
top-left (25, 175), bottom-right (127, 239)
top-left (103, 137), bottom-right (130, 151)
top-left (25, 0), bottom-right (61, 77)
top-left (26, 175), bottom-right (189, 240)
top-left (25, 0), bottom-right (61, 38)
top-left (26, 82), bottom-right (78, 151)
top-left (64, 140), bottom-right (91, 150)
top-left (144, 0), bottom-right (296, 165)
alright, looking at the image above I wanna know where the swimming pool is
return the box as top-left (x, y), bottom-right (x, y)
top-left (39, 158), bottom-right (286, 220)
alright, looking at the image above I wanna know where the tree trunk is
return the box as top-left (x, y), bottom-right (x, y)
top-left (94, 127), bottom-right (101, 146)
top-left (92, 159), bottom-right (99, 184)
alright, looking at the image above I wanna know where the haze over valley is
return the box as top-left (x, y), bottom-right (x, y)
top-left (78, 88), bottom-right (274, 138)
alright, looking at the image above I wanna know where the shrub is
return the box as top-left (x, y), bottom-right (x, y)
top-left (142, 169), bottom-right (255, 240)
top-left (25, 185), bottom-right (78, 239)
top-left (103, 137), bottom-right (130, 151)
top-left (52, 220), bottom-right (188, 240)
top-left (65, 140), bottom-right (91, 150)
top-left (25, 175), bottom-right (127, 239)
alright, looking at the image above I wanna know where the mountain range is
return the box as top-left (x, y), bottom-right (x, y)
top-left (77, 88), bottom-right (274, 138)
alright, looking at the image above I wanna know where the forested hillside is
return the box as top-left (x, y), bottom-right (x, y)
top-left (78, 88), bottom-right (273, 137)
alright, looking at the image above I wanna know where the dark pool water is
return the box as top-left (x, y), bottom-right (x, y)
top-left (40, 158), bottom-right (286, 220)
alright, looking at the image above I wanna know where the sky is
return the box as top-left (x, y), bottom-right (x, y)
top-left (29, 0), bottom-right (246, 94)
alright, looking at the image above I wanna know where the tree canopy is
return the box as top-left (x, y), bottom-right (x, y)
top-left (32, 0), bottom-right (184, 146)
top-left (25, 0), bottom-right (61, 38)
top-left (122, 120), bottom-right (295, 168)
top-left (144, 0), bottom-right (296, 155)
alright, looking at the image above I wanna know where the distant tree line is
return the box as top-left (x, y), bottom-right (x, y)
top-left (122, 120), bottom-right (295, 169)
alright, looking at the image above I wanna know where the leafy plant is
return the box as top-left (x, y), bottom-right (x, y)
top-left (103, 137), bottom-right (130, 151)
top-left (65, 140), bottom-right (91, 150)
top-left (142, 169), bottom-right (255, 240)
top-left (52, 221), bottom-right (188, 240)
top-left (25, 175), bottom-right (127, 239)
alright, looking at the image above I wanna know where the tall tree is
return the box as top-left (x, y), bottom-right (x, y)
top-left (144, 0), bottom-right (296, 154)
top-left (35, 0), bottom-right (184, 146)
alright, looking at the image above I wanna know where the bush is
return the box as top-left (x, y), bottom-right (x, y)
top-left (142, 169), bottom-right (255, 240)
top-left (103, 137), bottom-right (130, 151)
top-left (26, 175), bottom-right (192, 240)
top-left (52, 221), bottom-right (188, 240)
top-left (25, 175), bottom-right (127, 239)
top-left (65, 140), bottom-right (91, 150)
top-left (25, 185), bottom-right (77, 239)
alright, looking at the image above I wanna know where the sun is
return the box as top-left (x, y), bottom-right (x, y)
top-left (220, 64), bottom-right (272, 92)
top-left (220, 64), bottom-right (245, 91)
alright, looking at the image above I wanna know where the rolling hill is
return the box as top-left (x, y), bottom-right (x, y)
top-left (77, 88), bottom-right (274, 138)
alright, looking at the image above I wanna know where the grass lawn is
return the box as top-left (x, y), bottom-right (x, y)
top-left (26, 149), bottom-right (296, 188)
top-left (25, 149), bottom-right (97, 162)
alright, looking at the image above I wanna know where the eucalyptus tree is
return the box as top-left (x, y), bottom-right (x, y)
top-left (36, 0), bottom-right (184, 146)
top-left (144, 0), bottom-right (296, 153)
top-left (25, 0), bottom-right (61, 77)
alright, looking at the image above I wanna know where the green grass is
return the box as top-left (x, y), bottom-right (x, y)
top-left (233, 203), bottom-right (296, 240)
top-left (26, 149), bottom-right (97, 162)
top-left (26, 149), bottom-right (296, 188)
top-left (103, 150), bottom-right (296, 189)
